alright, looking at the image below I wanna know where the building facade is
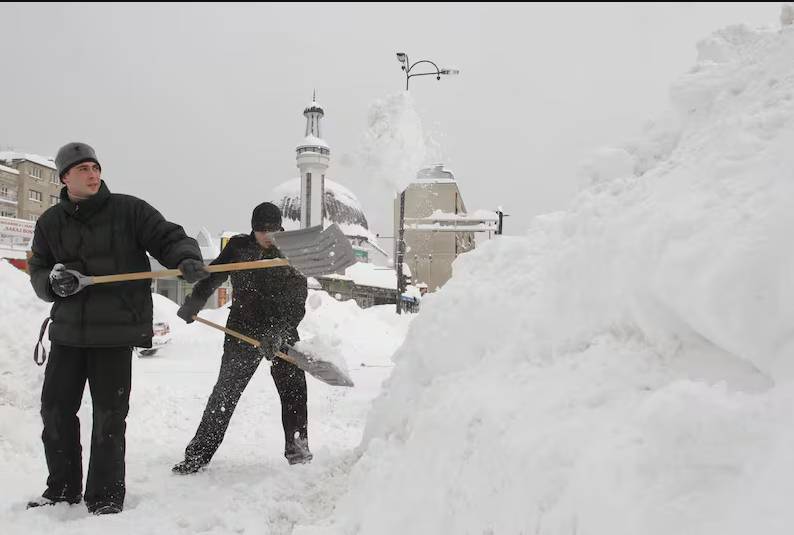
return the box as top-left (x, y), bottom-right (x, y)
top-left (0, 164), bottom-right (19, 219)
top-left (394, 164), bottom-right (476, 292)
top-left (0, 152), bottom-right (62, 222)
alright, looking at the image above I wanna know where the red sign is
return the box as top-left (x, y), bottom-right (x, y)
top-left (6, 257), bottom-right (28, 272)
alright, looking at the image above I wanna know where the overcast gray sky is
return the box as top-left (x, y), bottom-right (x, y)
top-left (0, 2), bottom-right (780, 243)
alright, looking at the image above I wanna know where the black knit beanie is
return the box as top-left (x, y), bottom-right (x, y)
top-left (251, 202), bottom-right (283, 231)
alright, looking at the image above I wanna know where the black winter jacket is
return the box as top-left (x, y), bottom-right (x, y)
top-left (183, 233), bottom-right (307, 344)
top-left (28, 181), bottom-right (203, 347)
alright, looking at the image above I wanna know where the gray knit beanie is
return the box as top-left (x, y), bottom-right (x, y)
top-left (55, 142), bottom-right (101, 181)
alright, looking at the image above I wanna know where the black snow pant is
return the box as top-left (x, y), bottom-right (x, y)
top-left (184, 335), bottom-right (308, 464)
top-left (40, 344), bottom-right (132, 510)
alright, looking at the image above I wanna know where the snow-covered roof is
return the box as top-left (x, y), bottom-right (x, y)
top-left (405, 223), bottom-right (493, 232)
top-left (0, 163), bottom-right (19, 175)
top-left (304, 101), bottom-right (324, 114)
top-left (412, 178), bottom-right (456, 185)
top-left (408, 209), bottom-right (499, 223)
top-left (296, 135), bottom-right (330, 149)
top-left (404, 209), bottom-right (499, 233)
top-left (323, 261), bottom-right (398, 290)
top-left (0, 151), bottom-right (56, 170)
top-left (416, 163), bottom-right (456, 182)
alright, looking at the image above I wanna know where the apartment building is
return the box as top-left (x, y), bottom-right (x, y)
top-left (0, 163), bottom-right (19, 219)
top-left (0, 151), bottom-right (61, 221)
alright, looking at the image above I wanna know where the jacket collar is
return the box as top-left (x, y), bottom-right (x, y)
top-left (59, 180), bottom-right (111, 219)
top-left (247, 231), bottom-right (282, 259)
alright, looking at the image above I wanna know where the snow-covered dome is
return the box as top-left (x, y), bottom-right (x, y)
top-left (270, 178), bottom-right (373, 239)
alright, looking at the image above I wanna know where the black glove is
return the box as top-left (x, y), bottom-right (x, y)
top-left (49, 263), bottom-right (79, 297)
top-left (177, 299), bottom-right (202, 324)
top-left (258, 331), bottom-right (285, 361)
top-left (178, 259), bottom-right (210, 283)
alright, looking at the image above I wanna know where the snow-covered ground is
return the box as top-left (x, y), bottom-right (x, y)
top-left (4, 14), bottom-right (794, 535)
top-left (0, 261), bottom-right (411, 534)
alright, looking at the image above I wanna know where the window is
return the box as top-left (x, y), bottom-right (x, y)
top-left (305, 173), bottom-right (312, 227)
top-left (0, 186), bottom-right (7, 197)
top-left (28, 214), bottom-right (38, 222)
top-left (297, 146), bottom-right (329, 156)
top-left (1, 210), bottom-right (15, 218)
top-left (50, 171), bottom-right (59, 184)
top-left (321, 175), bottom-right (326, 220)
top-left (29, 190), bottom-right (42, 202)
top-left (50, 195), bottom-right (59, 206)
top-left (30, 166), bottom-right (42, 179)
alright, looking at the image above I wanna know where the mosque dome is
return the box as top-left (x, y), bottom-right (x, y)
top-left (270, 177), bottom-right (374, 240)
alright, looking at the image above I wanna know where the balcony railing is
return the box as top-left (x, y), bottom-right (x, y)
top-left (296, 146), bottom-right (330, 156)
top-left (0, 191), bottom-right (19, 204)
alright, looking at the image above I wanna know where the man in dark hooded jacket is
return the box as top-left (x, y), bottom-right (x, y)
top-left (171, 202), bottom-right (310, 474)
top-left (26, 142), bottom-right (209, 514)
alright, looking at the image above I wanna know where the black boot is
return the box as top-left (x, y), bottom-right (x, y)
top-left (26, 490), bottom-right (82, 509)
top-left (285, 436), bottom-right (313, 465)
top-left (89, 502), bottom-right (123, 515)
top-left (171, 457), bottom-right (207, 475)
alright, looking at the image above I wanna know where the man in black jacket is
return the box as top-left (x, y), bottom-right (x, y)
top-left (171, 202), bottom-right (310, 474)
top-left (26, 142), bottom-right (210, 514)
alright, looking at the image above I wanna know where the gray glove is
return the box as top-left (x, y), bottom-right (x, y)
top-left (258, 332), bottom-right (285, 361)
top-left (49, 263), bottom-right (79, 297)
top-left (176, 299), bottom-right (202, 324)
top-left (178, 259), bottom-right (210, 283)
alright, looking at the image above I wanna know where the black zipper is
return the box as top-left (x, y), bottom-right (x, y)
top-left (76, 208), bottom-right (86, 345)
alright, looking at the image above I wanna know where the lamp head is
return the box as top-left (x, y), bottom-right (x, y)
top-left (396, 52), bottom-right (407, 64)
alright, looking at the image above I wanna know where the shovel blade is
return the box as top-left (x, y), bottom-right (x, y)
top-left (270, 224), bottom-right (357, 278)
top-left (276, 346), bottom-right (355, 387)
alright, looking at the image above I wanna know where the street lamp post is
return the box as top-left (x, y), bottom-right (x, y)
top-left (394, 51), bottom-right (459, 314)
top-left (396, 52), bottom-right (460, 91)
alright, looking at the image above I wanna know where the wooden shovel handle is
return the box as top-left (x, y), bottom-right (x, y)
top-left (192, 315), bottom-right (293, 363)
top-left (90, 258), bottom-right (290, 284)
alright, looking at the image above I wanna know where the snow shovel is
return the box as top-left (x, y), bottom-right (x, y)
top-left (192, 315), bottom-right (355, 387)
top-left (268, 223), bottom-right (357, 278)
top-left (56, 224), bottom-right (357, 294)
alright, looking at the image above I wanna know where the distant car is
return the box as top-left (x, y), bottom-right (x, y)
top-left (135, 320), bottom-right (172, 357)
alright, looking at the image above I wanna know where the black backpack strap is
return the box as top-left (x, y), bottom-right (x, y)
top-left (33, 317), bottom-right (51, 366)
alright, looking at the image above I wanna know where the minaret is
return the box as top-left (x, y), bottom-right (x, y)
top-left (296, 92), bottom-right (330, 228)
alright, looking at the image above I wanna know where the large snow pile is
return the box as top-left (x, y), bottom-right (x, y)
top-left (306, 22), bottom-right (794, 535)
